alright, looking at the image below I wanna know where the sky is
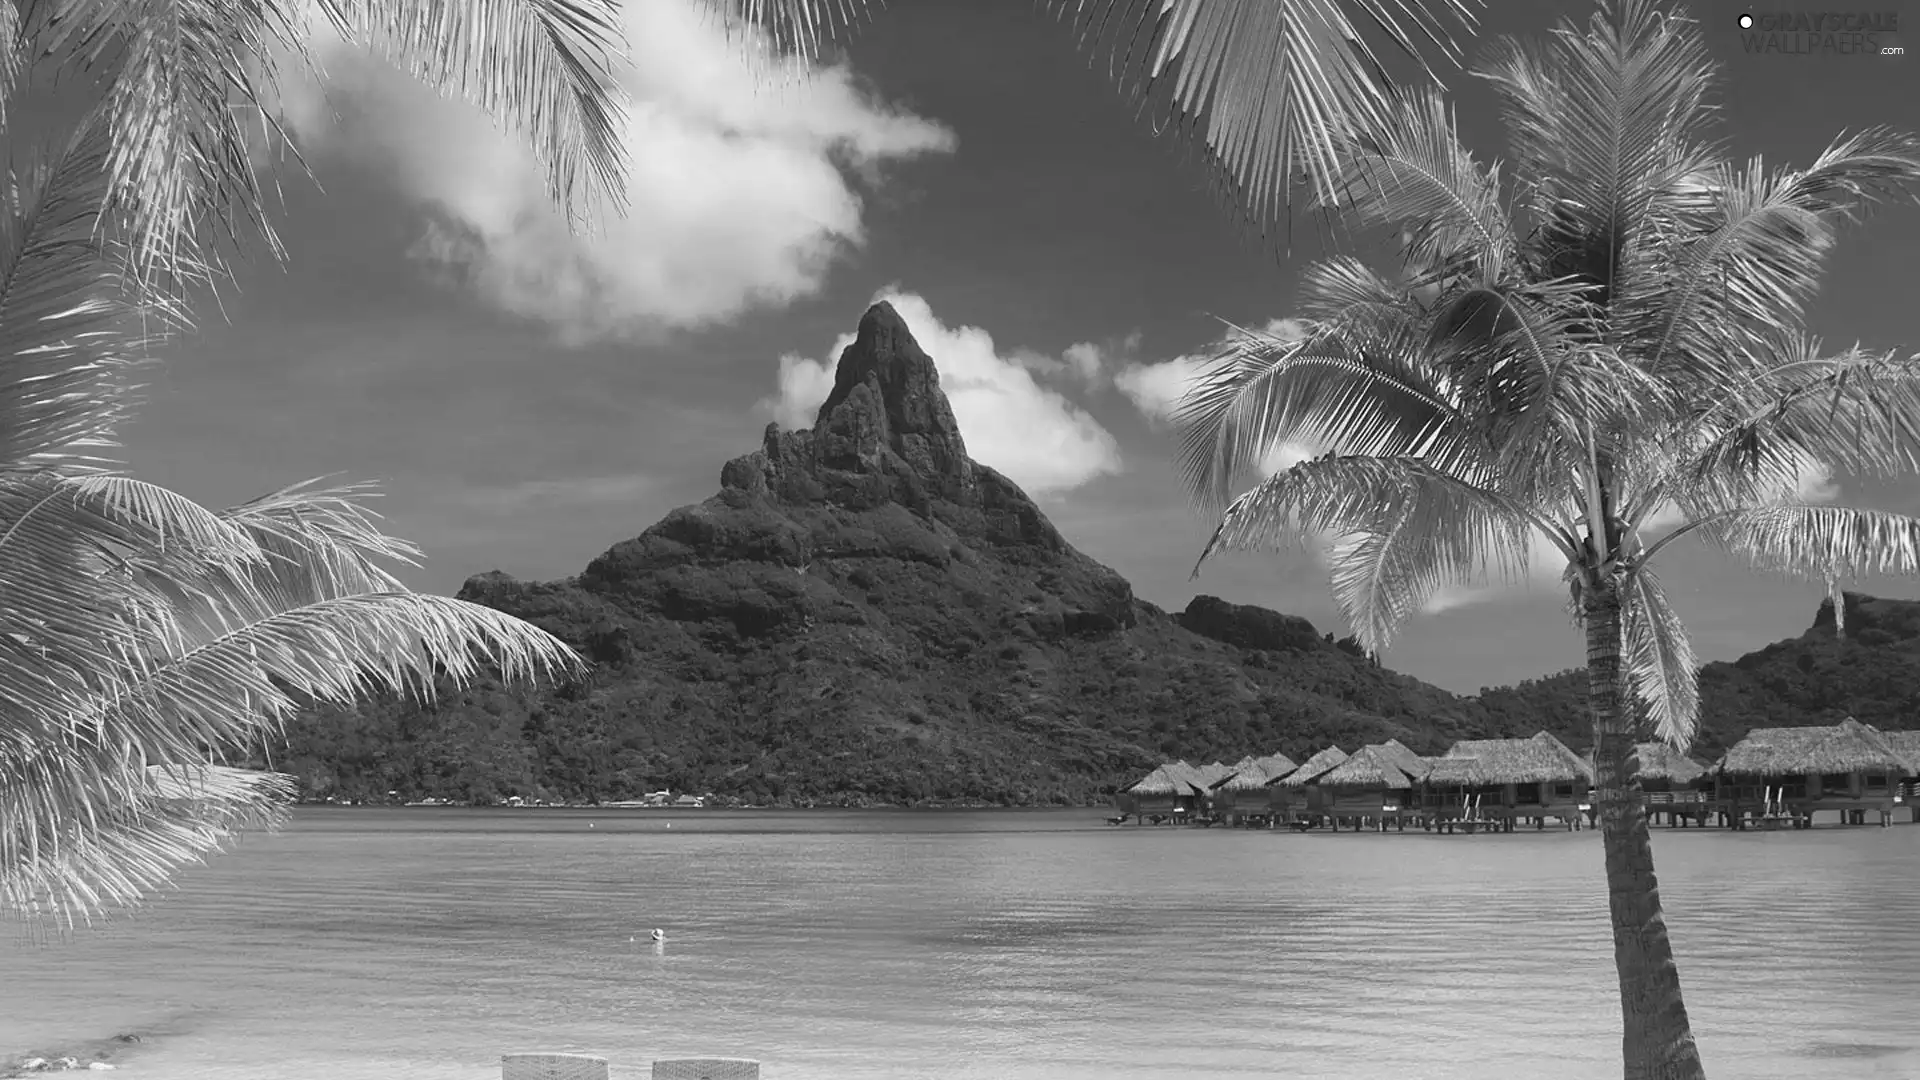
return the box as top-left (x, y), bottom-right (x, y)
top-left (123, 0), bottom-right (1919, 694)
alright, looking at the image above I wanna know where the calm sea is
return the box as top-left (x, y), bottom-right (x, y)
top-left (3, 809), bottom-right (1917, 1080)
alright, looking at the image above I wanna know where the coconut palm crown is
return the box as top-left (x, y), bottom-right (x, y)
top-left (1176, 1), bottom-right (1920, 1076)
top-left (1, 0), bottom-right (631, 931)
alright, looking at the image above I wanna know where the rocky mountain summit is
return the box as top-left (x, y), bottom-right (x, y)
top-left (274, 304), bottom-right (1920, 805)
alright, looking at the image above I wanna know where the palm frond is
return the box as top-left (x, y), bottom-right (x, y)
top-left (36, 0), bottom-right (306, 287)
top-left (1295, 254), bottom-right (1425, 331)
top-left (1635, 130), bottom-right (1920, 384)
top-left (694, 0), bottom-right (876, 62)
top-left (1059, 0), bottom-right (1481, 227)
top-left (220, 478), bottom-right (419, 594)
top-left (1621, 564), bottom-right (1696, 749)
top-left (68, 475), bottom-right (264, 559)
top-left (1334, 84), bottom-right (1515, 279)
top-left (1173, 320), bottom-right (1473, 511)
top-left (102, 593), bottom-right (581, 759)
top-left (3, 760), bottom-right (295, 933)
top-left (1694, 504), bottom-right (1920, 581)
top-left (1670, 343), bottom-right (1920, 516)
top-left (1195, 454), bottom-right (1542, 652)
top-left (0, 471), bottom-right (204, 737)
top-left (0, 117), bottom-right (148, 468)
top-left (0, 2), bottom-right (21, 129)
top-left (318, 0), bottom-right (631, 232)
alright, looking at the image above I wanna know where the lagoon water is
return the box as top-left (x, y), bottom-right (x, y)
top-left (3, 809), bottom-right (1918, 1080)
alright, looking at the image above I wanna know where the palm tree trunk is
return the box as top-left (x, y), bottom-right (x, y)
top-left (1586, 581), bottom-right (1707, 1080)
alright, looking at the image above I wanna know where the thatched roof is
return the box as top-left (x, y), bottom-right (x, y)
top-left (1422, 756), bottom-right (1482, 786)
top-left (1126, 761), bottom-right (1211, 797)
top-left (1626, 742), bottom-right (1708, 785)
top-left (1270, 746), bottom-right (1348, 786)
top-left (1717, 718), bottom-right (1916, 777)
top-left (1883, 730), bottom-right (1920, 770)
top-left (1376, 739), bottom-right (1431, 781)
top-left (1194, 761), bottom-right (1237, 785)
top-left (1441, 732), bottom-right (1594, 785)
top-left (1314, 745), bottom-right (1416, 790)
top-left (1213, 751), bottom-right (1301, 792)
top-left (1257, 752), bottom-right (1297, 775)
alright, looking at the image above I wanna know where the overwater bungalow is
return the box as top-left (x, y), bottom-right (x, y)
top-left (1210, 753), bottom-right (1298, 826)
top-left (1116, 761), bottom-right (1212, 824)
top-left (1266, 746), bottom-right (1348, 824)
top-left (1426, 732), bottom-right (1593, 832)
top-left (1418, 756), bottom-right (1483, 829)
top-left (1884, 730), bottom-right (1920, 823)
top-left (1310, 744), bottom-right (1427, 831)
top-left (1624, 742), bottom-right (1712, 827)
top-left (1714, 718), bottom-right (1915, 828)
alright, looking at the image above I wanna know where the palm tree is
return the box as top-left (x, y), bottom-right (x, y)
top-left (1172, 1), bottom-right (1920, 1076)
top-left (1, 1), bottom-right (631, 929)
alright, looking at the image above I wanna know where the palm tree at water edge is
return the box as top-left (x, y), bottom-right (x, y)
top-left (0, 0), bottom-right (634, 930)
top-left (1174, 2), bottom-right (1920, 1078)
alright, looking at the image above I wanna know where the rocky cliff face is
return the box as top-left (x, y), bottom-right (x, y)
top-left (274, 304), bottom-right (1510, 806)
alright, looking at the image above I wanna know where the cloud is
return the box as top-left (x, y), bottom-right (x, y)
top-left (762, 289), bottom-right (1123, 496)
top-left (1792, 459), bottom-right (1841, 502)
top-left (1116, 317), bottom-right (1319, 475)
top-left (1010, 332), bottom-right (1139, 385)
top-left (1112, 352), bottom-right (1202, 425)
top-left (273, 0), bottom-right (955, 342)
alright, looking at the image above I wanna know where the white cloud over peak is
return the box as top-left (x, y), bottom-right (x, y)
top-left (273, 0), bottom-right (955, 342)
top-left (762, 290), bottom-right (1123, 496)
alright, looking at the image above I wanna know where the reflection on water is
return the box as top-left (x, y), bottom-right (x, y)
top-left (2, 809), bottom-right (1917, 1080)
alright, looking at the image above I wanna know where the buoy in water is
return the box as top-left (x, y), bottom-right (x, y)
top-left (651, 928), bottom-right (665, 942)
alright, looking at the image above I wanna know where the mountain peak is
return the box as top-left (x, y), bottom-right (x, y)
top-left (721, 302), bottom-right (975, 509)
top-left (807, 301), bottom-right (971, 486)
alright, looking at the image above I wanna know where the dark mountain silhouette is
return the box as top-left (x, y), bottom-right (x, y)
top-left (268, 304), bottom-right (1920, 806)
